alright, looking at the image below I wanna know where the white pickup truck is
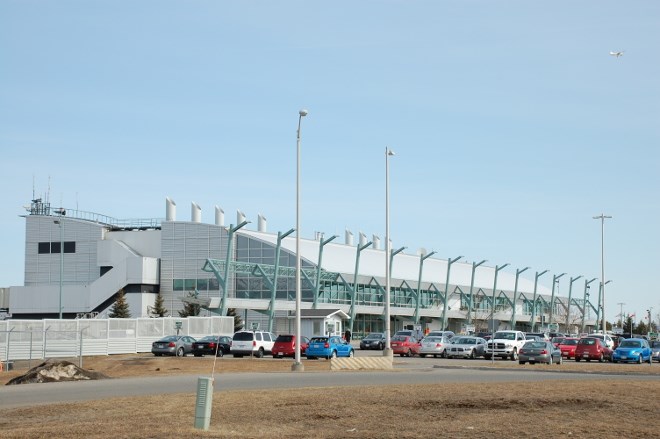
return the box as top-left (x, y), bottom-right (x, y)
top-left (484, 330), bottom-right (530, 361)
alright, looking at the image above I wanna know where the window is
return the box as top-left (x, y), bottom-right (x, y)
top-left (51, 242), bottom-right (61, 253)
top-left (63, 242), bottom-right (75, 253)
top-left (38, 241), bottom-right (76, 254)
top-left (38, 242), bottom-right (50, 254)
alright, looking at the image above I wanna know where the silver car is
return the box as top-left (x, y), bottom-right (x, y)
top-left (419, 335), bottom-right (452, 358)
top-left (518, 340), bottom-right (562, 365)
top-left (650, 340), bottom-right (660, 363)
top-left (151, 335), bottom-right (196, 357)
top-left (445, 336), bottom-right (487, 359)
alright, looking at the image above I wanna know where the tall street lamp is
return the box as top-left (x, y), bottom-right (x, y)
top-left (293, 108), bottom-right (308, 372)
top-left (490, 263), bottom-right (509, 364)
top-left (593, 213), bottom-right (612, 334)
top-left (384, 147), bottom-right (395, 358)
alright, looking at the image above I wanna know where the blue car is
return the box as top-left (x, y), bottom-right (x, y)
top-left (305, 335), bottom-right (354, 359)
top-left (612, 338), bottom-right (652, 364)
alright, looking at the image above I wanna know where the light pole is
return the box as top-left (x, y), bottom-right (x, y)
top-left (384, 147), bottom-right (395, 359)
top-left (293, 108), bottom-right (308, 372)
top-left (617, 302), bottom-right (626, 328)
top-left (467, 260), bottom-right (487, 326)
top-left (593, 213), bottom-right (612, 334)
top-left (53, 219), bottom-right (64, 319)
top-left (441, 255), bottom-right (463, 331)
top-left (581, 278), bottom-right (597, 334)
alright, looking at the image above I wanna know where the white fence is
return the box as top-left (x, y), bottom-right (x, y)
top-left (0, 316), bottom-right (234, 363)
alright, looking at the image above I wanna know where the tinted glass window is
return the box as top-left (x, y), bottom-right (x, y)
top-left (51, 242), bottom-right (61, 253)
top-left (263, 333), bottom-right (271, 342)
top-left (38, 242), bottom-right (50, 254)
top-left (63, 241), bottom-right (75, 253)
top-left (311, 337), bottom-right (327, 343)
top-left (233, 332), bottom-right (255, 341)
top-left (255, 333), bottom-right (262, 341)
top-left (276, 335), bottom-right (294, 342)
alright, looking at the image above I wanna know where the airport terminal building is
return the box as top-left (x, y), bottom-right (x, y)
top-left (5, 197), bottom-right (601, 336)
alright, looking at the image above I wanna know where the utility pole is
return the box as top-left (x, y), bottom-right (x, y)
top-left (617, 302), bottom-right (625, 328)
top-left (593, 214), bottom-right (612, 334)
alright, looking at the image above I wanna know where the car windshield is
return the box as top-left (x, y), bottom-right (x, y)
top-left (560, 339), bottom-right (578, 346)
top-left (199, 336), bottom-right (217, 342)
top-left (453, 337), bottom-right (475, 344)
top-left (276, 335), bottom-right (294, 342)
top-left (619, 340), bottom-right (641, 348)
top-left (365, 333), bottom-right (382, 340)
top-left (310, 337), bottom-right (328, 343)
top-left (494, 332), bottom-right (516, 340)
top-left (423, 337), bottom-right (441, 342)
top-left (580, 338), bottom-right (596, 345)
top-left (160, 335), bottom-right (179, 342)
top-left (524, 342), bottom-right (547, 349)
top-left (392, 335), bottom-right (407, 341)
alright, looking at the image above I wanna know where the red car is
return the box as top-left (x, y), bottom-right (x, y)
top-left (390, 335), bottom-right (421, 357)
top-left (271, 334), bottom-right (309, 358)
top-left (558, 337), bottom-right (579, 359)
top-left (575, 337), bottom-right (612, 362)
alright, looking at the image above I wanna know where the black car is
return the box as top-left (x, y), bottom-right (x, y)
top-left (360, 332), bottom-right (386, 350)
top-left (192, 335), bottom-right (232, 357)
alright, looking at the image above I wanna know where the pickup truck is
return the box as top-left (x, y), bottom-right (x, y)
top-left (484, 330), bottom-right (530, 361)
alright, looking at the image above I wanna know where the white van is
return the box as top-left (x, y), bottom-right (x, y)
top-left (231, 330), bottom-right (276, 358)
top-left (588, 333), bottom-right (614, 349)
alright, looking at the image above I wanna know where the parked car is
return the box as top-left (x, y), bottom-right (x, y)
top-left (391, 335), bottom-right (421, 357)
top-left (271, 334), bottom-right (309, 358)
top-left (445, 336), bottom-right (487, 359)
top-left (419, 335), bottom-right (451, 358)
top-left (518, 340), bottom-right (562, 365)
top-left (587, 333), bottom-right (614, 349)
top-left (551, 336), bottom-right (565, 348)
top-left (192, 335), bottom-right (232, 357)
top-left (151, 335), bottom-right (196, 357)
top-left (305, 335), bottom-right (354, 359)
top-left (651, 340), bottom-right (660, 363)
top-left (231, 330), bottom-right (276, 358)
top-left (425, 330), bottom-right (455, 340)
top-left (360, 332), bottom-right (386, 350)
top-left (612, 338), bottom-right (653, 364)
top-left (558, 337), bottom-right (579, 359)
top-left (575, 337), bottom-right (612, 362)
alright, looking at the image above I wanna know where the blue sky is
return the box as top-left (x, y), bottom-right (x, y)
top-left (1, 1), bottom-right (658, 323)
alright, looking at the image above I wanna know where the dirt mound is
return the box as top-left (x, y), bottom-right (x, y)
top-left (6, 359), bottom-right (109, 385)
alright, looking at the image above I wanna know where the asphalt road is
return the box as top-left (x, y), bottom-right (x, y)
top-left (2, 365), bottom-right (659, 410)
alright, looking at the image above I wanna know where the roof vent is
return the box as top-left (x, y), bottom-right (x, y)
top-left (166, 197), bottom-right (176, 221)
top-left (191, 202), bottom-right (201, 223)
top-left (215, 206), bottom-right (224, 226)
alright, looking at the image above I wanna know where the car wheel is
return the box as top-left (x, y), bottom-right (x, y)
top-left (441, 350), bottom-right (447, 359)
top-left (420, 354), bottom-right (426, 358)
top-left (484, 354), bottom-right (492, 360)
top-left (349, 350), bottom-right (354, 358)
top-left (598, 353), bottom-right (604, 363)
top-left (519, 361), bottom-right (525, 365)
top-left (470, 350), bottom-right (476, 360)
top-left (557, 356), bottom-right (562, 365)
top-left (306, 356), bottom-right (316, 360)
top-left (176, 347), bottom-right (185, 357)
top-left (255, 348), bottom-right (264, 358)
top-left (233, 354), bottom-right (243, 358)
top-left (154, 353), bottom-right (161, 357)
top-left (331, 350), bottom-right (337, 359)
top-left (613, 360), bottom-right (618, 363)
top-left (548, 356), bottom-right (553, 365)
top-left (194, 354), bottom-right (202, 357)
top-left (511, 349), bottom-right (518, 361)
top-left (638, 354), bottom-right (643, 364)
top-left (407, 349), bottom-right (413, 357)
top-left (216, 350), bottom-right (224, 357)
top-left (575, 357), bottom-right (580, 362)
top-left (379, 342), bottom-right (384, 350)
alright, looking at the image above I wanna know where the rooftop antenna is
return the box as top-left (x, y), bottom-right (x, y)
top-left (32, 174), bottom-right (35, 200)
top-left (47, 175), bottom-right (51, 205)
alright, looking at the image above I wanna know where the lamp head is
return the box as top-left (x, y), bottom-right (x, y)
top-left (299, 109), bottom-right (308, 117)
top-left (387, 149), bottom-right (395, 156)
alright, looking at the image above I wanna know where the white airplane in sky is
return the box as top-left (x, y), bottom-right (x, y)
top-left (609, 51), bottom-right (624, 58)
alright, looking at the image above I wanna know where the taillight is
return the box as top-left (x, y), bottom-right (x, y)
top-left (436, 343), bottom-right (442, 347)
top-left (324, 342), bottom-right (330, 348)
top-left (540, 350), bottom-right (548, 355)
top-left (209, 342), bottom-right (216, 348)
top-left (168, 342), bottom-right (175, 347)
top-left (253, 340), bottom-right (256, 347)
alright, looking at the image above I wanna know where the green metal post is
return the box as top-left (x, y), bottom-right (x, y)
top-left (414, 251), bottom-right (436, 324)
top-left (266, 229), bottom-right (295, 332)
top-left (490, 263), bottom-right (509, 334)
top-left (349, 239), bottom-right (372, 333)
top-left (529, 270), bottom-right (548, 332)
top-left (441, 256), bottom-right (463, 331)
top-left (219, 221), bottom-right (249, 316)
top-left (313, 235), bottom-right (338, 309)
top-left (467, 260), bottom-right (486, 325)
top-left (580, 278), bottom-right (597, 333)
top-left (548, 273), bottom-right (566, 327)
top-left (510, 267), bottom-right (530, 329)
top-left (564, 275), bottom-right (582, 333)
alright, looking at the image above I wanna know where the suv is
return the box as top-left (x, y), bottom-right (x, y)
top-left (231, 330), bottom-right (276, 358)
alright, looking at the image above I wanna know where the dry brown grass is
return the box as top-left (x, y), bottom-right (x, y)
top-left (1, 355), bottom-right (659, 438)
